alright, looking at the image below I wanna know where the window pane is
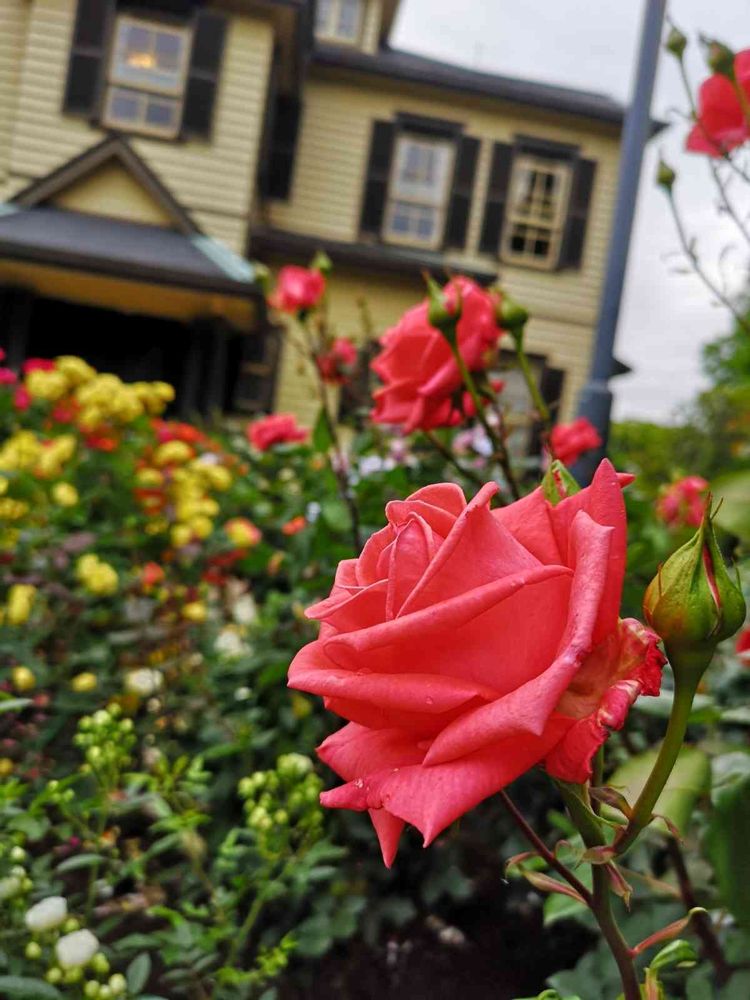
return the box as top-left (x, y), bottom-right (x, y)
top-left (392, 137), bottom-right (453, 206)
top-left (111, 18), bottom-right (188, 94)
top-left (315, 0), bottom-right (333, 30)
top-left (145, 96), bottom-right (179, 131)
top-left (387, 201), bottom-right (438, 243)
top-left (108, 86), bottom-right (141, 123)
top-left (337, 0), bottom-right (361, 38)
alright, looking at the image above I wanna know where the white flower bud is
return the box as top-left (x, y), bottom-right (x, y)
top-left (55, 929), bottom-right (99, 968)
top-left (0, 875), bottom-right (22, 901)
top-left (24, 896), bottom-right (68, 931)
top-left (124, 668), bottom-right (163, 697)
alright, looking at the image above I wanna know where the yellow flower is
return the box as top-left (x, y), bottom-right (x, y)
top-left (202, 465), bottom-right (232, 491)
top-left (0, 498), bottom-right (29, 521)
top-left (11, 666), bottom-right (36, 692)
top-left (52, 482), bottom-right (79, 507)
top-left (135, 468), bottom-right (164, 488)
top-left (6, 584), bottom-right (37, 625)
top-left (70, 672), bottom-right (97, 693)
top-left (154, 441), bottom-right (193, 467)
top-left (0, 758), bottom-right (14, 777)
top-left (189, 515), bottom-right (213, 540)
top-left (182, 601), bottom-right (207, 623)
top-left (26, 368), bottom-right (68, 401)
top-left (76, 555), bottom-right (118, 596)
top-left (0, 478), bottom-right (7, 496)
top-left (55, 356), bottom-right (95, 386)
top-left (170, 524), bottom-right (193, 548)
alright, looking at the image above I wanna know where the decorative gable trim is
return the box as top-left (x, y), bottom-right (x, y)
top-left (10, 135), bottom-right (201, 236)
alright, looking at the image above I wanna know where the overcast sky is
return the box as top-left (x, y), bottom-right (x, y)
top-left (393, 0), bottom-right (750, 423)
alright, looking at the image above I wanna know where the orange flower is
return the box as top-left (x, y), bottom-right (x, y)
top-left (282, 515), bottom-right (306, 536)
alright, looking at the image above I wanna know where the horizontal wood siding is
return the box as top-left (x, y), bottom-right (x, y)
top-left (4, 0), bottom-right (273, 252)
top-left (0, 0), bottom-right (29, 189)
top-left (266, 74), bottom-right (622, 329)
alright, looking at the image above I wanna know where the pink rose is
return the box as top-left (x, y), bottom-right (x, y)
top-left (317, 338), bottom-right (358, 384)
top-left (13, 386), bottom-right (31, 411)
top-left (0, 368), bottom-right (17, 386)
top-left (687, 50), bottom-right (750, 156)
top-left (370, 277), bottom-right (504, 434)
top-left (549, 417), bottom-right (602, 467)
top-left (656, 475), bottom-right (709, 529)
top-left (268, 266), bottom-right (326, 314)
top-left (22, 358), bottom-right (55, 373)
top-left (288, 460), bottom-right (663, 865)
top-left (247, 413), bottom-right (308, 451)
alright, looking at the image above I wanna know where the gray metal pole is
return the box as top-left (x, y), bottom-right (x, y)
top-left (572, 0), bottom-right (667, 483)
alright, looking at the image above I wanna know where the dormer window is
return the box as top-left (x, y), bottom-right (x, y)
top-left (382, 134), bottom-right (455, 249)
top-left (103, 15), bottom-right (192, 138)
top-left (315, 0), bottom-right (364, 44)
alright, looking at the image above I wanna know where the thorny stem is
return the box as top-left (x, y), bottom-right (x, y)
top-left (498, 790), bottom-right (592, 906)
top-left (666, 837), bottom-right (732, 984)
top-left (423, 428), bottom-right (486, 489)
top-left (665, 189), bottom-right (750, 337)
top-left (450, 344), bottom-right (521, 501)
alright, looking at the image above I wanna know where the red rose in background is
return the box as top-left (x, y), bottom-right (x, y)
top-left (269, 266), bottom-right (326, 314)
top-left (736, 627), bottom-right (750, 663)
top-left (316, 338), bottom-right (358, 384)
top-left (370, 277), bottom-right (504, 434)
top-left (282, 515), bottom-right (307, 536)
top-left (687, 49), bottom-right (750, 155)
top-left (153, 420), bottom-right (205, 445)
top-left (22, 358), bottom-right (55, 373)
top-left (656, 475), bottom-right (709, 529)
top-left (247, 413), bottom-right (308, 451)
top-left (13, 386), bottom-right (31, 411)
top-left (0, 368), bottom-right (17, 385)
top-left (141, 562), bottom-right (165, 590)
top-left (288, 460), bottom-right (663, 865)
top-left (549, 417), bottom-right (602, 467)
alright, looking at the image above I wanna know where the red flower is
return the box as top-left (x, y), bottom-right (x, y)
top-left (22, 358), bottom-right (56, 373)
top-left (52, 400), bottom-right (79, 423)
top-left (247, 413), bottom-right (308, 451)
top-left (85, 433), bottom-right (118, 452)
top-left (282, 515), bottom-right (306, 536)
top-left (370, 277), bottom-right (504, 433)
top-left (153, 420), bottom-right (206, 445)
top-left (141, 562), bottom-right (165, 589)
top-left (656, 476), bottom-right (709, 529)
top-left (13, 386), bottom-right (31, 411)
top-left (288, 460), bottom-right (663, 865)
top-left (549, 417), bottom-right (602, 466)
top-left (0, 368), bottom-right (17, 386)
top-left (0, 347), bottom-right (4, 361)
top-left (736, 627), bottom-right (750, 663)
top-left (316, 338), bottom-right (359, 384)
top-left (687, 50), bottom-right (750, 156)
top-left (268, 266), bottom-right (326, 314)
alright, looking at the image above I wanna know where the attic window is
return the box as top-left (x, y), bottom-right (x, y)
top-left (103, 15), bottom-right (192, 138)
top-left (502, 154), bottom-right (573, 269)
top-left (315, 0), bottom-right (364, 44)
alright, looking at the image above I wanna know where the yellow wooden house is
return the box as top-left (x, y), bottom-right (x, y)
top-left (0, 0), bottom-right (643, 431)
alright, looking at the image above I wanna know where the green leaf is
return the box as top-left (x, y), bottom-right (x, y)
top-left (126, 953), bottom-right (152, 994)
top-left (634, 690), bottom-right (718, 724)
top-left (321, 498), bottom-right (351, 534)
top-left (0, 977), bottom-right (63, 999)
top-left (56, 853), bottom-right (103, 873)
top-left (712, 469), bottom-right (750, 542)
top-left (311, 408), bottom-right (333, 453)
top-left (0, 699), bottom-right (32, 715)
top-left (648, 938), bottom-right (698, 973)
top-left (603, 746), bottom-right (710, 837)
top-left (705, 762), bottom-right (750, 928)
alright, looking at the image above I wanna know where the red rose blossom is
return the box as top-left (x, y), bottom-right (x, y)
top-left (736, 627), bottom-right (750, 663)
top-left (370, 277), bottom-right (504, 434)
top-left (656, 475), bottom-right (709, 529)
top-left (316, 338), bottom-right (358, 384)
top-left (268, 266), bottom-right (326, 314)
top-left (22, 358), bottom-right (56, 373)
top-left (549, 417), bottom-right (602, 467)
top-left (13, 386), bottom-right (31, 411)
top-left (687, 50), bottom-right (750, 156)
top-left (141, 562), bottom-right (165, 589)
top-left (282, 515), bottom-right (307, 536)
top-left (247, 413), bottom-right (308, 451)
top-left (0, 367), bottom-right (17, 385)
top-left (288, 460), bottom-right (663, 865)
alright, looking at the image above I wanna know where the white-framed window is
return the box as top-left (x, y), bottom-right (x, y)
top-left (103, 15), bottom-right (192, 138)
top-left (382, 134), bottom-right (455, 249)
top-left (315, 0), bottom-right (365, 44)
top-left (502, 154), bottom-right (573, 269)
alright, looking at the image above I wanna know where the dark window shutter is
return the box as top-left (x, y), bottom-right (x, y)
top-left (559, 158), bottom-right (596, 269)
top-left (232, 329), bottom-right (281, 414)
top-left (267, 95), bottom-right (301, 200)
top-left (182, 10), bottom-right (227, 139)
top-left (444, 136), bottom-right (480, 249)
top-left (479, 142), bottom-right (513, 255)
top-left (360, 120), bottom-right (396, 238)
top-left (63, 0), bottom-right (114, 117)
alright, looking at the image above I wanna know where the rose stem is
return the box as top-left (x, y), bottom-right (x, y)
top-left (423, 428), bottom-right (491, 492)
top-left (449, 344), bottom-right (522, 500)
top-left (513, 338), bottom-right (552, 431)
top-left (665, 837), bottom-right (732, 983)
top-left (614, 668), bottom-right (699, 856)
top-left (497, 790), bottom-right (592, 905)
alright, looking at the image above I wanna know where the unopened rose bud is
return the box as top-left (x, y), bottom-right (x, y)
top-left (310, 250), bottom-right (332, 277)
top-left (665, 25), bottom-right (688, 59)
top-left (705, 39), bottom-right (735, 78)
top-left (425, 275), bottom-right (460, 343)
top-left (541, 460), bottom-right (581, 505)
top-left (644, 501), bottom-right (745, 680)
top-left (657, 159), bottom-right (677, 191)
top-left (498, 293), bottom-right (529, 338)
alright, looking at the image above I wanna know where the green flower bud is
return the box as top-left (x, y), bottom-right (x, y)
top-left (84, 982), bottom-right (101, 999)
top-left (541, 460), bottom-right (581, 505)
top-left (705, 39), bottom-right (735, 78)
top-left (665, 25), bottom-right (688, 59)
top-left (108, 973), bottom-right (127, 996)
top-left (310, 250), bottom-right (332, 277)
top-left (46, 968), bottom-right (63, 984)
top-left (25, 941), bottom-right (42, 960)
top-left (498, 292), bottom-right (529, 339)
top-left (657, 158), bottom-right (677, 191)
top-left (644, 501), bottom-right (746, 681)
top-left (425, 275), bottom-right (460, 345)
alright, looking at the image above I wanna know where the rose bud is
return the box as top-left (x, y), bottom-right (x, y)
top-left (644, 501), bottom-right (745, 679)
top-left (665, 25), bottom-right (688, 59)
top-left (426, 275), bottom-right (461, 344)
top-left (498, 292), bottom-right (529, 339)
top-left (705, 39), bottom-right (736, 78)
top-left (656, 158), bottom-right (677, 192)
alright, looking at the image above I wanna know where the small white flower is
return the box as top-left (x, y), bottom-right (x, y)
top-left (122, 597), bottom-right (154, 624)
top-left (232, 594), bottom-right (257, 626)
top-left (124, 668), bottom-right (163, 698)
top-left (24, 896), bottom-right (68, 931)
top-left (215, 627), bottom-right (247, 659)
top-left (55, 928), bottom-right (99, 968)
top-left (234, 686), bottom-right (251, 701)
top-left (0, 875), bottom-right (22, 901)
top-left (305, 501), bottom-right (322, 523)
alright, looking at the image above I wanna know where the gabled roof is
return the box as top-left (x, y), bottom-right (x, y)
top-left (313, 44), bottom-right (650, 130)
top-left (11, 135), bottom-right (200, 236)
